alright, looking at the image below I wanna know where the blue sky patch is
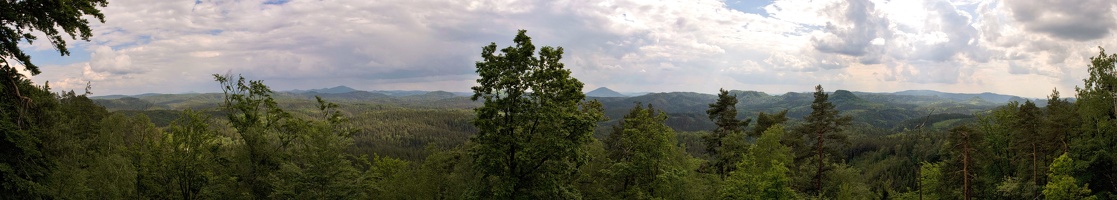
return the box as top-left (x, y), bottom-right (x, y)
top-left (263, 0), bottom-right (290, 5)
top-left (725, 0), bottom-right (773, 17)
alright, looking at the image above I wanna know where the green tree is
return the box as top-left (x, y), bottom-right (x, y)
top-left (1043, 89), bottom-right (1077, 156)
top-left (0, 0), bottom-right (106, 77)
top-left (272, 97), bottom-right (365, 199)
top-left (603, 103), bottom-right (692, 199)
top-left (1013, 100), bottom-right (1045, 193)
top-left (1073, 47), bottom-right (1117, 197)
top-left (42, 91), bottom-right (134, 199)
top-left (722, 125), bottom-right (796, 200)
top-left (161, 110), bottom-right (223, 200)
top-left (748, 110), bottom-right (788, 138)
top-left (213, 74), bottom-right (298, 198)
top-left (794, 85), bottom-right (852, 196)
top-left (468, 30), bottom-right (605, 199)
top-left (0, 2), bottom-right (107, 197)
top-left (945, 125), bottom-right (979, 200)
top-left (705, 88), bottom-right (752, 179)
top-left (1042, 153), bottom-right (1096, 200)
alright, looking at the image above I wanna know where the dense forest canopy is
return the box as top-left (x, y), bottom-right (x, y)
top-left (4, 2), bottom-right (1117, 200)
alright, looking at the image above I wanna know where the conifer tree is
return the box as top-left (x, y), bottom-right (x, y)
top-left (705, 88), bottom-right (751, 179)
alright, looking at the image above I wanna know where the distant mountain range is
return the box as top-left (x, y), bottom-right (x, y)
top-left (92, 86), bottom-right (1055, 132)
top-left (586, 87), bottom-right (627, 97)
top-left (289, 86), bottom-right (358, 94)
top-left (286, 86), bottom-right (472, 97)
top-left (890, 90), bottom-right (1031, 104)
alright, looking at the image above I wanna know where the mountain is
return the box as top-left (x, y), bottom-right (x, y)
top-left (291, 86), bottom-right (358, 94)
top-left (586, 87), bottom-right (626, 97)
top-left (93, 87), bottom-right (1015, 133)
top-left (892, 90), bottom-right (1027, 104)
top-left (371, 90), bottom-right (432, 96)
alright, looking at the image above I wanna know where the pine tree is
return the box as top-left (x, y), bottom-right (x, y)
top-left (705, 88), bottom-right (752, 179)
top-left (795, 85), bottom-right (852, 196)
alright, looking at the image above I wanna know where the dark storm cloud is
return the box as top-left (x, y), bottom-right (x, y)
top-left (1006, 0), bottom-right (1117, 41)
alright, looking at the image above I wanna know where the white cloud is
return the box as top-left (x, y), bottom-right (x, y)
top-left (21, 0), bottom-right (1117, 98)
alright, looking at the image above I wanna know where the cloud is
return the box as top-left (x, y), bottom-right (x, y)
top-left (1005, 0), bottom-right (1117, 41)
top-left (811, 0), bottom-right (890, 59)
top-left (88, 46), bottom-right (143, 75)
top-left (21, 0), bottom-right (1117, 98)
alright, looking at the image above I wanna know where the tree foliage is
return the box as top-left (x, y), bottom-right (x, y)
top-left (602, 103), bottom-right (693, 199)
top-left (1042, 153), bottom-right (1096, 200)
top-left (722, 125), bottom-right (796, 200)
top-left (705, 88), bottom-right (752, 179)
top-left (791, 85), bottom-right (852, 196)
top-left (1073, 47), bottom-right (1117, 198)
top-left (467, 30), bottom-right (605, 199)
top-left (0, 1), bottom-right (107, 198)
top-left (0, 0), bottom-right (107, 76)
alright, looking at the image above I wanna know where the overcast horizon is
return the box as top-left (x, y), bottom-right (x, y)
top-left (18, 0), bottom-right (1117, 98)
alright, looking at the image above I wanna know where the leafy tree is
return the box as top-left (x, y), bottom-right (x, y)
top-left (705, 88), bottom-right (752, 179)
top-left (602, 103), bottom-right (692, 199)
top-left (1073, 47), bottom-right (1117, 198)
top-left (272, 97), bottom-right (368, 199)
top-left (793, 85), bottom-right (852, 196)
top-left (213, 74), bottom-right (301, 198)
top-left (0, 1), bottom-right (107, 197)
top-left (722, 125), bottom-right (796, 200)
top-left (917, 161), bottom-right (945, 200)
top-left (0, 0), bottom-right (107, 77)
top-left (1042, 153), bottom-right (1096, 200)
top-left (467, 30), bottom-right (606, 199)
top-left (383, 148), bottom-right (471, 200)
top-left (42, 91), bottom-right (133, 199)
top-left (156, 109), bottom-right (224, 200)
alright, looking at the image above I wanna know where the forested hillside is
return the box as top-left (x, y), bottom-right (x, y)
top-left (3, 3), bottom-right (1116, 199)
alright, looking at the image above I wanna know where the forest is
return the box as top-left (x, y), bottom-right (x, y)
top-left (3, 2), bottom-right (1117, 200)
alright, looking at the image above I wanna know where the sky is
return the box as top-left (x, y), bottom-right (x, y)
top-left (17, 0), bottom-right (1117, 98)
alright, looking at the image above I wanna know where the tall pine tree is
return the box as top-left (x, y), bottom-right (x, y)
top-left (795, 85), bottom-right (852, 196)
top-left (704, 88), bottom-right (751, 179)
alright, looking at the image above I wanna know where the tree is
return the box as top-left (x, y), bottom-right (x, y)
top-left (213, 74), bottom-right (298, 198)
top-left (602, 103), bottom-right (691, 199)
top-left (722, 125), bottom-right (796, 200)
top-left (272, 97), bottom-right (365, 199)
top-left (0, 0), bottom-right (107, 77)
top-left (705, 88), bottom-right (752, 179)
top-left (795, 85), bottom-right (852, 196)
top-left (0, 1), bottom-right (107, 198)
top-left (948, 125), bottom-right (977, 200)
top-left (1013, 100), bottom-right (1045, 193)
top-left (1073, 47), bottom-right (1117, 197)
top-left (161, 110), bottom-right (222, 200)
top-left (749, 110), bottom-right (788, 138)
top-left (1043, 89), bottom-right (1077, 155)
top-left (468, 30), bottom-right (605, 199)
top-left (1042, 153), bottom-right (1097, 200)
